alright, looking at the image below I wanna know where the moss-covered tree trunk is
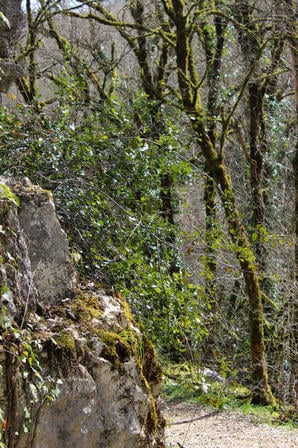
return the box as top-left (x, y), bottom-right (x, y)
top-left (200, 10), bottom-right (227, 351)
top-left (248, 81), bottom-right (266, 262)
top-left (292, 16), bottom-right (298, 418)
top-left (168, 0), bottom-right (275, 404)
top-left (203, 172), bottom-right (217, 295)
top-left (207, 158), bottom-right (273, 404)
top-left (234, 0), bottom-right (279, 294)
top-left (204, 11), bottom-right (226, 296)
top-left (16, 0), bottom-right (38, 105)
top-left (284, 0), bottom-right (298, 412)
top-left (294, 119), bottom-right (298, 412)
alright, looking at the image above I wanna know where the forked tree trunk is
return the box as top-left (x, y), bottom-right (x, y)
top-left (169, 0), bottom-right (275, 404)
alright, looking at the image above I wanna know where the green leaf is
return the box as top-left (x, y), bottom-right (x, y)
top-left (251, 232), bottom-right (258, 242)
top-left (0, 184), bottom-right (19, 206)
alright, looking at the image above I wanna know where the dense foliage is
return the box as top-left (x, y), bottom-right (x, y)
top-left (0, 89), bottom-right (209, 358)
top-left (0, 0), bottom-right (297, 408)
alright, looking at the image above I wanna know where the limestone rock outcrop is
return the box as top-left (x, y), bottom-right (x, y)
top-left (0, 177), bottom-right (165, 448)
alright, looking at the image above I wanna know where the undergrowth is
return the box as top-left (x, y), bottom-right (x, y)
top-left (161, 363), bottom-right (298, 429)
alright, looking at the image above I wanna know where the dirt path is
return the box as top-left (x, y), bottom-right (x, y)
top-left (163, 401), bottom-right (298, 448)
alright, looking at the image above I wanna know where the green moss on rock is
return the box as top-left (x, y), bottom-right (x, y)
top-left (70, 290), bottom-right (103, 321)
top-left (96, 328), bottom-right (131, 368)
top-left (55, 329), bottom-right (76, 352)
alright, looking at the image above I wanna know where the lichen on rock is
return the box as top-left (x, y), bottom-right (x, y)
top-left (0, 177), bottom-right (165, 448)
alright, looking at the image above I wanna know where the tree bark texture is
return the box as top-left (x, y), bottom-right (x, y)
top-left (201, 8), bottom-right (227, 304)
top-left (234, 0), bottom-right (269, 284)
top-left (169, 0), bottom-right (274, 405)
top-left (287, 0), bottom-right (298, 413)
top-left (281, 0), bottom-right (298, 412)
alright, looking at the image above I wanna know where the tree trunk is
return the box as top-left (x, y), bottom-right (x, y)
top-left (206, 155), bottom-right (274, 404)
top-left (128, 2), bottom-right (179, 274)
top-left (234, 0), bottom-right (270, 291)
top-left (288, 0), bottom-right (298, 413)
top-left (201, 10), bottom-right (227, 305)
top-left (204, 172), bottom-right (217, 296)
top-left (281, 0), bottom-right (298, 412)
top-left (248, 82), bottom-right (266, 265)
top-left (294, 129), bottom-right (298, 412)
top-left (292, 11), bottom-right (298, 416)
top-left (170, 0), bottom-right (275, 404)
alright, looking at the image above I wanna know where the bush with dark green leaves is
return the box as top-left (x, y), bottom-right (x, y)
top-left (0, 88), bottom-right (208, 357)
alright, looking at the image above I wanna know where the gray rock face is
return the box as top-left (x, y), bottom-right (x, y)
top-left (0, 177), bottom-right (39, 322)
top-left (0, 0), bottom-right (25, 92)
top-left (0, 177), bottom-right (165, 448)
top-left (31, 344), bottom-right (157, 448)
top-left (0, 176), bottom-right (77, 307)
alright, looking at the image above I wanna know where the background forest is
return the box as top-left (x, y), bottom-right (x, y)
top-left (0, 0), bottom-right (297, 412)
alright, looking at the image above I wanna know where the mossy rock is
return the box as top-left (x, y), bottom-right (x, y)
top-left (70, 290), bottom-right (103, 321)
top-left (55, 329), bottom-right (76, 352)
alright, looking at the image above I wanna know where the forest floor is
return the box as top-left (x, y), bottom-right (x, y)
top-left (163, 401), bottom-right (298, 448)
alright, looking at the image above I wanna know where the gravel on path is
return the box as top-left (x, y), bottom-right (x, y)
top-left (163, 401), bottom-right (298, 448)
